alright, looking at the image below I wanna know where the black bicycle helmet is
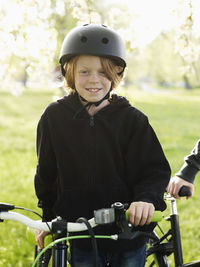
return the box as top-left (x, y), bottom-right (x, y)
top-left (59, 24), bottom-right (126, 76)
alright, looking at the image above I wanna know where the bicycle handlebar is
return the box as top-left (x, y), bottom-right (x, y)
top-left (0, 203), bottom-right (162, 232)
top-left (0, 202), bottom-right (163, 267)
top-left (0, 211), bottom-right (162, 231)
top-left (0, 211), bottom-right (97, 232)
top-left (126, 210), bottom-right (162, 222)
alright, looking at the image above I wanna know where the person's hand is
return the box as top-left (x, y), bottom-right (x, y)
top-left (35, 230), bottom-right (49, 249)
top-left (128, 201), bottom-right (155, 226)
top-left (166, 176), bottom-right (194, 199)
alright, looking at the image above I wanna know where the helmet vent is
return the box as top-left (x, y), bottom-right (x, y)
top-left (80, 36), bottom-right (87, 43)
top-left (102, 37), bottom-right (109, 44)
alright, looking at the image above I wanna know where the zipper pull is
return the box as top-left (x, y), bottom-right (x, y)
top-left (90, 116), bottom-right (94, 127)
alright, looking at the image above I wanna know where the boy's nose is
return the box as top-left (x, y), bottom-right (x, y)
top-left (89, 73), bottom-right (100, 82)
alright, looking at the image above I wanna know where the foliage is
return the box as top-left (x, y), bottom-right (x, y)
top-left (138, 30), bottom-right (184, 86)
top-left (0, 0), bottom-right (57, 93)
top-left (1, 0), bottom-right (200, 93)
top-left (174, 0), bottom-right (200, 87)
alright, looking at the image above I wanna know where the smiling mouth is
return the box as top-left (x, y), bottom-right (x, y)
top-left (86, 88), bottom-right (102, 92)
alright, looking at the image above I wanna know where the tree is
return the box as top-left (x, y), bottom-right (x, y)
top-left (2, 0), bottom-right (200, 93)
top-left (173, 0), bottom-right (200, 88)
top-left (0, 0), bottom-right (58, 94)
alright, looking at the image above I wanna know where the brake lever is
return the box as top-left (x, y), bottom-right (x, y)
top-left (113, 202), bottom-right (158, 241)
top-left (117, 217), bottom-right (159, 241)
top-left (118, 229), bottom-right (157, 240)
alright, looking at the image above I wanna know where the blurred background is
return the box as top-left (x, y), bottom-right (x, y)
top-left (1, 0), bottom-right (200, 94)
top-left (0, 0), bottom-right (200, 266)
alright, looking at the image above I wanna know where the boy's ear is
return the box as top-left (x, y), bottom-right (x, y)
top-left (115, 65), bottom-right (124, 74)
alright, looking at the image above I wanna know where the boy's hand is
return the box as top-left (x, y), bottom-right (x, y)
top-left (35, 230), bottom-right (49, 249)
top-left (128, 201), bottom-right (155, 226)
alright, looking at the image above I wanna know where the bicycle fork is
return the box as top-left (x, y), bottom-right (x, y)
top-left (170, 197), bottom-right (183, 267)
top-left (52, 239), bottom-right (68, 267)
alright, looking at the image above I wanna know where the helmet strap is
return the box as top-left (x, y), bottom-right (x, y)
top-left (77, 86), bottom-right (112, 107)
top-left (73, 87), bottom-right (112, 119)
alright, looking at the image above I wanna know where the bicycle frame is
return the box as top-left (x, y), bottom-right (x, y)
top-left (147, 194), bottom-right (184, 267)
top-left (169, 196), bottom-right (200, 267)
top-left (52, 234), bottom-right (68, 267)
top-left (147, 194), bottom-right (200, 267)
top-left (168, 195), bottom-right (183, 266)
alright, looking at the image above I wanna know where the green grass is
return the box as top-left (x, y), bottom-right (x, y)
top-left (0, 87), bottom-right (200, 266)
top-left (0, 89), bottom-right (58, 267)
top-left (124, 88), bottom-right (200, 266)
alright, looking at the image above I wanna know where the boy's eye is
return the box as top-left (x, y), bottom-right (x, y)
top-left (80, 70), bottom-right (88, 74)
top-left (99, 71), bottom-right (106, 75)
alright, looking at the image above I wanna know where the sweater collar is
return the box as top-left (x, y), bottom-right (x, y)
top-left (57, 92), bottom-right (131, 116)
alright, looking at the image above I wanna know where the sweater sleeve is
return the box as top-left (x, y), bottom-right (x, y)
top-left (125, 114), bottom-right (171, 211)
top-left (34, 112), bottom-right (58, 221)
top-left (176, 139), bottom-right (200, 183)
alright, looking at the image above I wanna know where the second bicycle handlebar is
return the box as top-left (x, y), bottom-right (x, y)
top-left (178, 185), bottom-right (192, 197)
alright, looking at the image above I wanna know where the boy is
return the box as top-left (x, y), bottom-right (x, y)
top-left (35, 24), bottom-right (171, 267)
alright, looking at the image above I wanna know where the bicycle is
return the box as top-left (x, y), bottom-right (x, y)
top-left (0, 202), bottom-right (162, 267)
top-left (146, 186), bottom-right (200, 267)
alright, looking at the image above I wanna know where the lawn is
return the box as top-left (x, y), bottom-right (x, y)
top-left (124, 88), bottom-right (200, 266)
top-left (0, 87), bottom-right (200, 266)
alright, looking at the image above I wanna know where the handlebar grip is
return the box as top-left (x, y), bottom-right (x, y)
top-left (0, 203), bottom-right (15, 211)
top-left (178, 185), bottom-right (192, 197)
top-left (125, 210), bottom-right (163, 222)
top-left (151, 211), bottom-right (163, 222)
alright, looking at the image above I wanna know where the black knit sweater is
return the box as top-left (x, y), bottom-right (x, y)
top-left (34, 92), bottom-right (171, 251)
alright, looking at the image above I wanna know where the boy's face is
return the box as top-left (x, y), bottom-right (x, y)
top-left (74, 55), bottom-right (112, 103)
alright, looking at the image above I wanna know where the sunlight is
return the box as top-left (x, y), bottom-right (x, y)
top-left (107, 0), bottom-right (180, 47)
top-left (1, 0), bottom-right (200, 92)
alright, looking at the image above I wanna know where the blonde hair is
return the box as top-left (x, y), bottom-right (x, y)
top-left (63, 56), bottom-right (124, 93)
